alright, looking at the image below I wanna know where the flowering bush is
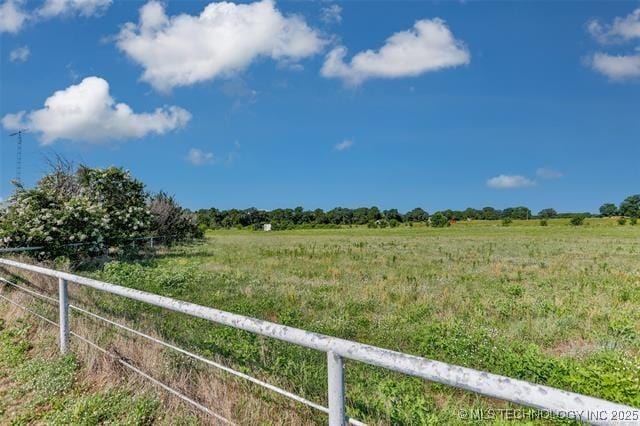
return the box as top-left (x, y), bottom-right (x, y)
top-left (0, 165), bottom-right (150, 260)
top-left (78, 166), bottom-right (151, 247)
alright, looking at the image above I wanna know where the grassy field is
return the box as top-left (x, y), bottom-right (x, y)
top-left (67, 218), bottom-right (637, 424)
top-left (0, 310), bottom-right (200, 425)
top-left (3, 218), bottom-right (638, 424)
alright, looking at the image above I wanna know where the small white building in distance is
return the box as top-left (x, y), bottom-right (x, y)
top-left (263, 223), bottom-right (272, 232)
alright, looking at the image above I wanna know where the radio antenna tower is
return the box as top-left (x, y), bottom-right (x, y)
top-left (9, 129), bottom-right (26, 186)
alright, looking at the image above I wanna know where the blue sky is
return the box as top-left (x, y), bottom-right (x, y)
top-left (1, 1), bottom-right (638, 213)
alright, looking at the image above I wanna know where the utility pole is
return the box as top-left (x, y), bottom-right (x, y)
top-left (9, 129), bottom-right (25, 186)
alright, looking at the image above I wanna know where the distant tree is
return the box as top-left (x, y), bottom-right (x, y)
top-left (367, 207), bottom-right (382, 222)
top-left (430, 212), bottom-right (449, 228)
top-left (314, 208), bottom-right (327, 224)
top-left (599, 203), bottom-right (618, 217)
top-left (481, 207), bottom-right (501, 220)
top-left (569, 215), bottom-right (585, 226)
top-left (503, 206), bottom-right (531, 220)
top-left (619, 194), bottom-right (640, 218)
top-left (292, 206), bottom-right (305, 224)
top-left (197, 208), bottom-right (222, 228)
top-left (383, 209), bottom-right (403, 222)
top-left (352, 207), bottom-right (370, 225)
top-left (404, 207), bottom-right (429, 222)
top-left (538, 208), bottom-right (557, 219)
top-left (463, 208), bottom-right (480, 220)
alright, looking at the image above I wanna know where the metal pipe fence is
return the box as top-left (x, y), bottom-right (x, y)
top-left (0, 257), bottom-right (638, 425)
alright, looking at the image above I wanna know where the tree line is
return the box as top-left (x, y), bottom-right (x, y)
top-left (196, 194), bottom-right (639, 230)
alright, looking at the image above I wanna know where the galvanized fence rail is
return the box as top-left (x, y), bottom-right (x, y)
top-left (0, 257), bottom-right (638, 426)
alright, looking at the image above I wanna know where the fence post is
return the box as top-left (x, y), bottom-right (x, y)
top-left (327, 351), bottom-right (345, 426)
top-left (58, 278), bottom-right (69, 354)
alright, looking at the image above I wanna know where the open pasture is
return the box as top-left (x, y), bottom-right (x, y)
top-left (79, 218), bottom-right (640, 423)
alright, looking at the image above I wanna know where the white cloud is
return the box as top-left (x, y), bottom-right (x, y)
top-left (1, 111), bottom-right (25, 129)
top-left (589, 51), bottom-right (640, 80)
top-left (9, 45), bottom-right (30, 62)
top-left (187, 148), bottom-right (216, 166)
top-left (486, 174), bottom-right (536, 189)
top-left (0, 0), bottom-right (113, 34)
top-left (586, 9), bottom-right (640, 81)
top-left (321, 18), bottom-right (470, 86)
top-left (1, 76), bottom-right (190, 145)
top-left (536, 167), bottom-right (563, 179)
top-left (587, 8), bottom-right (640, 44)
top-left (116, 0), bottom-right (325, 92)
top-left (0, 0), bottom-right (28, 33)
top-left (334, 139), bottom-right (353, 151)
top-left (320, 4), bottom-right (341, 25)
top-left (37, 0), bottom-right (111, 18)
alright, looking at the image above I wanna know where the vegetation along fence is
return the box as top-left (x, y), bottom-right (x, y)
top-left (0, 257), bottom-right (638, 425)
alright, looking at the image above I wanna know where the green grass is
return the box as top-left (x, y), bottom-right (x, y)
top-left (81, 219), bottom-right (639, 423)
top-left (0, 318), bottom-right (194, 425)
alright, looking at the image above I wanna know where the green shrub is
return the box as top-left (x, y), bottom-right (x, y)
top-left (569, 216), bottom-right (585, 226)
top-left (618, 217), bottom-right (627, 225)
top-left (502, 217), bottom-right (513, 226)
top-left (430, 213), bottom-right (449, 228)
top-left (630, 217), bottom-right (638, 226)
top-left (0, 163), bottom-right (150, 260)
top-left (148, 192), bottom-right (202, 244)
top-left (539, 219), bottom-right (548, 226)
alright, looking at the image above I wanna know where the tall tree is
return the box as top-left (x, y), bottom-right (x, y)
top-left (538, 208), bottom-right (558, 218)
top-left (619, 195), bottom-right (640, 217)
top-left (599, 203), bottom-right (618, 217)
top-left (404, 207), bottom-right (429, 222)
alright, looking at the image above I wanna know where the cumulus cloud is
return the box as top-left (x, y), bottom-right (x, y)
top-left (589, 51), bottom-right (640, 80)
top-left (320, 4), bottom-right (341, 25)
top-left (187, 148), bottom-right (216, 166)
top-left (486, 174), bottom-right (536, 189)
top-left (9, 45), bottom-right (30, 62)
top-left (334, 139), bottom-right (353, 151)
top-left (1, 76), bottom-right (190, 144)
top-left (116, 0), bottom-right (325, 92)
top-left (1, 0), bottom-right (113, 34)
top-left (0, 0), bottom-right (28, 33)
top-left (586, 8), bottom-right (640, 80)
top-left (536, 167), bottom-right (563, 179)
top-left (587, 8), bottom-right (640, 44)
top-left (37, 0), bottom-right (112, 18)
top-left (321, 18), bottom-right (470, 86)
